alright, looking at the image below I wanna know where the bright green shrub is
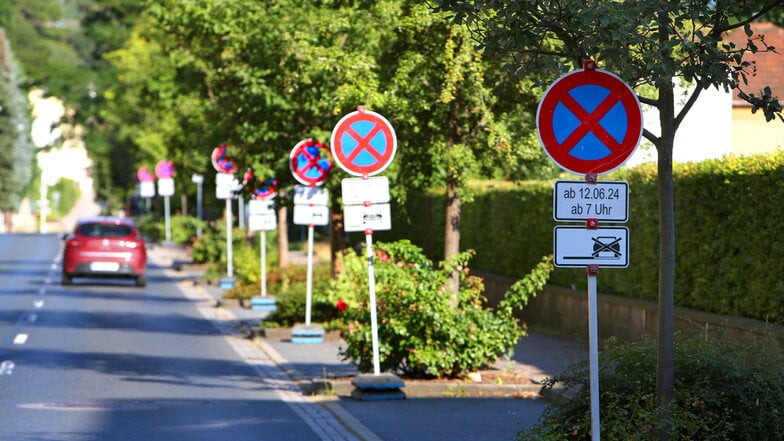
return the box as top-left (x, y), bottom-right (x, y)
top-left (388, 152), bottom-right (784, 321)
top-left (329, 240), bottom-right (553, 378)
top-left (48, 178), bottom-right (81, 220)
top-left (519, 334), bottom-right (784, 440)
top-left (260, 263), bottom-right (337, 328)
top-left (135, 214), bottom-right (206, 245)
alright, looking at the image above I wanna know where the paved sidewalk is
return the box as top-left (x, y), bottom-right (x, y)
top-left (151, 244), bottom-right (587, 440)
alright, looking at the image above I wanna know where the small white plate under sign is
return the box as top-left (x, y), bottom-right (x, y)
top-left (341, 176), bottom-right (390, 205)
top-left (293, 185), bottom-right (329, 206)
top-left (216, 173), bottom-right (240, 200)
top-left (249, 214), bottom-right (277, 231)
top-left (553, 180), bottom-right (628, 222)
top-left (139, 181), bottom-right (155, 198)
top-left (248, 199), bottom-right (275, 215)
top-left (344, 203), bottom-right (391, 232)
top-left (157, 178), bottom-right (175, 197)
top-left (554, 226), bottom-right (629, 268)
top-left (293, 204), bottom-right (330, 226)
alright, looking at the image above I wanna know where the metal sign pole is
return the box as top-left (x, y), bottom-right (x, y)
top-left (260, 230), bottom-right (267, 297)
top-left (192, 174), bottom-right (203, 238)
top-left (226, 198), bottom-right (233, 278)
top-left (587, 264), bottom-right (601, 441)
top-left (164, 195), bottom-right (172, 242)
top-left (365, 229), bottom-right (381, 375)
top-left (305, 223), bottom-right (314, 326)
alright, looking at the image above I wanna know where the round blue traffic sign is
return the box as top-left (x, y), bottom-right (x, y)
top-left (537, 62), bottom-right (643, 175)
top-left (290, 139), bottom-right (332, 186)
top-left (330, 107), bottom-right (396, 176)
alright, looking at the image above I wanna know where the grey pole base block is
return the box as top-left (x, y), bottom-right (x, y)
top-left (291, 323), bottom-right (325, 343)
top-left (351, 373), bottom-right (406, 401)
top-left (250, 295), bottom-right (277, 311)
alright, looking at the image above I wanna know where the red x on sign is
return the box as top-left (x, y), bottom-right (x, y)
top-left (289, 139), bottom-right (332, 186)
top-left (537, 62), bottom-right (643, 175)
top-left (330, 107), bottom-right (397, 176)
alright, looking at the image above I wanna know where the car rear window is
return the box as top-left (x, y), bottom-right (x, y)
top-left (76, 223), bottom-right (133, 238)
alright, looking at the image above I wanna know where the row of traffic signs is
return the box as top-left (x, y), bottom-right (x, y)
top-left (261, 107), bottom-right (398, 232)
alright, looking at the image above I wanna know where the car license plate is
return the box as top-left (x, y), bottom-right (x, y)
top-left (90, 262), bottom-right (120, 272)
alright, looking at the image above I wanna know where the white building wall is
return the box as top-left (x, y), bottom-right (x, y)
top-left (628, 81), bottom-right (733, 166)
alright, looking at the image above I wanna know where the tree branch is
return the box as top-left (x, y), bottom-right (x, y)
top-left (674, 83), bottom-right (703, 132)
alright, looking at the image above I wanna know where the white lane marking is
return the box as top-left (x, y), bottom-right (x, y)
top-left (33, 299), bottom-right (44, 309)
top-left (44, 277), bottom-right (52, 285)
top-left (27, 314), bottom-right (38, 324)
top-left (0, 360), bottom-right (14, 375)
top-left (38, 288), bottom-right (46, 296)
top-left (13, 334), bottom-right (28, 345)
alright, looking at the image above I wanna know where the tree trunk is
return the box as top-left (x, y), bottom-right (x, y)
top-left (276, 189), bottom-right (289, 268)
top-left (329, 199), bottom-right (346, 277)
top-left (656, 83), bottom-right (677, 441)
top-left (3, 211), bottom-right (12, 233)
top-left (444, 169), bottom-right (461, 303)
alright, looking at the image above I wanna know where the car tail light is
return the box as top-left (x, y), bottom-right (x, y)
top-left (122, 240), bottom-right (141, 249)
top-left (66, 238), bottom-right (81, 248)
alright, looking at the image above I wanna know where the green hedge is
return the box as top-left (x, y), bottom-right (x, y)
top-left (385, 151), bottom-right (784, 322)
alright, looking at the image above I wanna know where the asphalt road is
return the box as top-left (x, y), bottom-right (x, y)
top-left (0, 233), bottom-right (353, 441)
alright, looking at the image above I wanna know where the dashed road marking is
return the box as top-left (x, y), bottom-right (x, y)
top-left (0, 360), bottom-right (15, 375)
top-left (13, 334), bottom-right (28, 345)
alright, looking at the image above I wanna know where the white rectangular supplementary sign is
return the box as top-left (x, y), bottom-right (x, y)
top-left (248, 199), bottom-right (275, 215)
top-left (293, 185), bottom-right (329, 206)
top-left (344, 203), bottom-right (391, 232)
top-left (341, 176), bottom-right (390, 205)
top-left (248, 213), bottom-right (277, 231)
top-left (554, 226), bottom-right (629, 268)
top-left (554, 180), bottom-right (628, 222)
top-left (293, 204), bottom-right (330, 226)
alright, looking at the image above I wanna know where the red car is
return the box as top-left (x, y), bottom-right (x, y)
top-left (62, 217), bottom-right (148, 287)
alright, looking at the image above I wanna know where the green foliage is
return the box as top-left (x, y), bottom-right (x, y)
top-left (388, 152), bottom-right (784, 322)
top-left (329, 240), bottom-right (553, 378)
top-left (48, 178), bottom-right (81, 220)
top-left (259, 263), bottom-right (337, 328)
top-left (23, 171), bottom-right (81, 220)
top-left (0, 30), bottom-right (34, 212)
top-left (189, 221), bottom-right (226, 264)
top-left (519, 334), bottom-right (784, 440)
top-left (135, 214), bottom-right (205, 245)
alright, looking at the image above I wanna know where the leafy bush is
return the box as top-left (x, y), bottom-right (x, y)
top-left (135, 214), bottom-right (205, 244)
top-left (259, 263), bottom-right (338, 327)
top-left (329, 240), bottom-right (553, 378)
top-left (190, 222), bottom-right (227, 264)
top-left (49, 178), bottom-right (81, 220)
top-left (519, 333), bottom-right (784, 441)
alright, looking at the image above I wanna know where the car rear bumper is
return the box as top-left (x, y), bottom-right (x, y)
top-left (67, 263), bottom-right (143, 278)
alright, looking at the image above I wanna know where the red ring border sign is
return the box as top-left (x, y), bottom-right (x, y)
top-left (330, 107), bottom-right (397, 176)
top-left (290, 139), bottom-right (332, 186)
top-left (211, 144), bottom-right (238, 174)
top-left (155, 159), bottom-right (175, 179)
top-left (537, 63), bottom-right (643, 175)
